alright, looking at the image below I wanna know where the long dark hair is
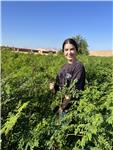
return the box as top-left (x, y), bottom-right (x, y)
top-left (62, 38), bottom-right (78, 52)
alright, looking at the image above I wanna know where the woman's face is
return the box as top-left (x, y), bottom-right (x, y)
top-left (64, 43), bottom-right (77, 63)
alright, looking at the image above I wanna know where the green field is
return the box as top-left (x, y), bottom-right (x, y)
top-left (1, 49), bottom-right (113, 150)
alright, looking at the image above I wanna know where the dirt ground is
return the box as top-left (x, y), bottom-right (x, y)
top-left (89, 51), bottom-right (113, 57)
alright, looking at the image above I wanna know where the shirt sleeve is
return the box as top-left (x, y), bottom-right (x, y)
top-left (54, 74), bottom-right (60, 93)
top-left (72, 65), bottom-right (85, 90)
top-left (54, 65), bottom-right (66, 93)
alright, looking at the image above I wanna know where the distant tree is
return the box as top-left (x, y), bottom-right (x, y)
top-left (73, 35), bottom-right (89, 55)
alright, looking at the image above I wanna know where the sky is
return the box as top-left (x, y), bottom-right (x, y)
top-left (1, 1), bottom-right (113, 51)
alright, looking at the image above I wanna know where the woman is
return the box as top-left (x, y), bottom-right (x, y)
top-left (50, 38), bottom-right (85, 113)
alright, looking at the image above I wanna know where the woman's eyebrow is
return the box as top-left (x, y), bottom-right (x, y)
top-left (64, 48), bottom-right (68, 51)
top-left (70, 48), bottom-right (75, 50)
top-left (64, 48), bottom-right (75, 51)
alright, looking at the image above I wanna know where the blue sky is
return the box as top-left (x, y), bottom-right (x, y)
top-left (2, 1), bottom-right (113, 51)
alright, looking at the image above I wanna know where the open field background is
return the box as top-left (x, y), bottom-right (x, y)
top-left (89, 50), bottom-right (113, 57)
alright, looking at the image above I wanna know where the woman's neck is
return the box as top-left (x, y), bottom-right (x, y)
top-left (68, 58), bottom-right (77, 64)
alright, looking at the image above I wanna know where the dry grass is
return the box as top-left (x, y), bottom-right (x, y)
top-left (89, 51), bottom-right (113, 57)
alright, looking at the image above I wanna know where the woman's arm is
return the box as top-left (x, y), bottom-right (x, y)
top-left (49, 74), bottom-right (60, 94)
top-left (72, 65), bottom-right (85, 91)
top-left (76, 66), bottom-right (85, 90)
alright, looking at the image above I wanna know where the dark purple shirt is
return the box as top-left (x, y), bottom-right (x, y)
top-left (55, 60), bottom-right (85, 92)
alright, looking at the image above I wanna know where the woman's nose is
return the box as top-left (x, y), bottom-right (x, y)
top-left (67, 50), bottom-right (71, 54)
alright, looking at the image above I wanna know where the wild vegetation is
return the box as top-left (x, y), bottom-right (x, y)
top-left (1, 48), bottom-right (113, 150)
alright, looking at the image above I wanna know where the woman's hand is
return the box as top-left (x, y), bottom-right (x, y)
top-left (64, 95), bottom-right (70, 100)
top-left (49, 82), bottom-right (55, 94)
top-left (49, 82), bottom-right (55, 90)
top-left (57, 107), bottom-right (63, 114)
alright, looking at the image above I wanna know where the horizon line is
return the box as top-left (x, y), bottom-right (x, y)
top-left (1, 45), bottom-right (113, 52)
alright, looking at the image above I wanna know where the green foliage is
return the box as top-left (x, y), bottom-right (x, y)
top-left (73, 35), bottom-right (89, 55)
top-left (1, 48), bottom-right (113, 149)
top-left (2, 101), bottom-right (29, 136)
